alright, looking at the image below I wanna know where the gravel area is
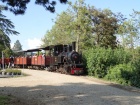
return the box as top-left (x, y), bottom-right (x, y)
top-left (0, 69), bottom-right (140, 105)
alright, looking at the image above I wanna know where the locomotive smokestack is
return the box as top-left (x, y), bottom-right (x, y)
top-left (72, 42), bottom-right (76, 51)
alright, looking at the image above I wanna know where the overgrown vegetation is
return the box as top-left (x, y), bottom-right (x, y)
top-left (83, 48), bottom-right (131, 77)
top-left (83, 47), bottom-right (140, 88)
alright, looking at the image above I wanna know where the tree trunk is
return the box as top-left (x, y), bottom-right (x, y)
top-left (76, 34), bottom-right (80, 52)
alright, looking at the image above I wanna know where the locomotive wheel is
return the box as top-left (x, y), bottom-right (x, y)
top-left (57, 65), bottom-right (64, 73)
top-left (57, 65), bottom-right (71, 74)
top-left (48, 66), bottom-right (56, 72)
top-left (64, 65), bottom-right (71, 74)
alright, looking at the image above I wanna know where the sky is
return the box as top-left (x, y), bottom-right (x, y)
top-left (1, 0), bottom-right (140, 50)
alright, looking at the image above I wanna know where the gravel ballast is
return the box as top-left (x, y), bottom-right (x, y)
top-left (0, 69), bottom-right (140, 105)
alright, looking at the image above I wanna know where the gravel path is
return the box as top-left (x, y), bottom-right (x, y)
top-left (0, 69), bottom-right (140, 105)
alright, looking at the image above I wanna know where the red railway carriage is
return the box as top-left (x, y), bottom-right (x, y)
top-left (45, 56), bottom-right (51, 65)
top-left (31, 55), bottom-right (50, 69)
top-left (31, 56), bottom-right (44, 68)
top-left (26, 48), bottom-right (45, 69)
top-left (14, 57), bottom-right (31, 68)
top-left (0, 58), bottom-right (10, 65)
top-left (31, 56), bottom-right (37, 65)
top-left (38, 55), bottom-right (46, 66)
top-left (4, 58), bottom-right (10, 65)
top-left (24, 57), bottom-right (31, 65)
top-left (14, 57), bottom-right (20, 65)
top-left (0, 58), bottom-right (10, 69)
top-left (13, 50), bottom-right (32, 68)
top-left (19, 46), bottom-right (63, 69)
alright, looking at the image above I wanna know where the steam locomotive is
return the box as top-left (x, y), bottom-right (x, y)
top-left (0, 42), bottom-right (84, 75)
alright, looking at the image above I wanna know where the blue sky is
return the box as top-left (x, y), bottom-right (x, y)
top-left (1, 0), bottom-right (140, 50)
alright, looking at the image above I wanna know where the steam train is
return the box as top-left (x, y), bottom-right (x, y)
top-left (0, 42), bottom-right (84, 75)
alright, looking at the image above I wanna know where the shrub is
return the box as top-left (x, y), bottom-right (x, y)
top-left (105, 63), bottom-right (140, 87)
top-left (5, 69), bottom-right (22, 75)
top-left (83, 47), bottom-right (140, 87)
top-left (128, 60), bottom-right (140, 87)
top-left (83, 47), bottom-right (132, 78)
top-left (105, 64), bottom-right (133, 85)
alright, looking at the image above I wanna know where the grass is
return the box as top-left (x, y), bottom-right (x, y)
top-left (0, 69), bottom-right (22, 75)
top-left (0, 69), bottom-right (30, 78)
top-left (0, 95), bottom-right (10, 105)
top-left (5, 69), bottom-right (22, 75)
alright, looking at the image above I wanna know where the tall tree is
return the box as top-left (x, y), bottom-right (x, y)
top-left (41, 11), bottom-right (74, 46)
top-left (41, 30), bottom-right (50, 47)
top-left (118, 11), bottom-right (140, 49)
top-left (0, 0), bottom-right (68, 15)
top-left (67, 0), bottom-right (92, 51)
top-left (0, 5), bottom-right (19, 51)
top-left (12, 40), bottom-right (22, 51)
top-left (87, 8), bottom-right (124, 49)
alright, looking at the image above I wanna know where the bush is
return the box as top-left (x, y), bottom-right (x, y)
top-left (105, 63), bottom-right (140, 88)
top-left (105, 64), bottom-right (133, 85)
top-left (83, 47), bottom-right (140, 87)
top-left (128, 61), bottom-right (140, 87)
top-left (5, 69), bottom-right (22, 75)
top-left (83, 47), bottom-right (131, 78)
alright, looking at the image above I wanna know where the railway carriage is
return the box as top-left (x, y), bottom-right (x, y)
top-left (0, 58), bottom-right (10, 69)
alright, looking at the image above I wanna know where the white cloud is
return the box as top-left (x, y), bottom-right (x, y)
top-left (27, 38), bottom-right (42, 49)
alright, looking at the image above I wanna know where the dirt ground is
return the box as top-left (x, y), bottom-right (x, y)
top-left (0, 69), bottom-right (140, 105)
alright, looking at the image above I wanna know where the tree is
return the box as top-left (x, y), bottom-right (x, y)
top-left (68, 0), bottom-right (92, 52)
top-left (0, 0), bottom-right (68, 15)
top-left (12, 40), bottom-right (22, 51)
top-left (0, 5), bottom-right (19, 53)
top-left (12, 40), bottom-right (23, 57)
top-left (41, 30), bottom-right (50, 47)
top-left (41, 0), bottom-right (92, 51)
top-left (87, 8), bottom-right (125, 49)
top-left (41, 11), bottom-right (74, 46)
top-left (118, 11), bottom-right (140, 49)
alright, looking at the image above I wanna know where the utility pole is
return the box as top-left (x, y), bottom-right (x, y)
top-left (1, 37), bottom-right (7, 70)
top-left (2, 51), bottom-right (4, 70)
